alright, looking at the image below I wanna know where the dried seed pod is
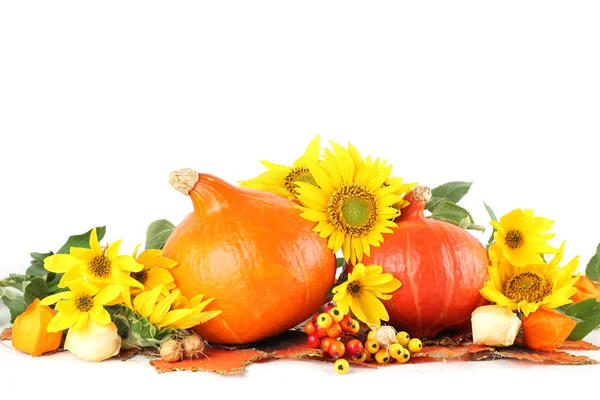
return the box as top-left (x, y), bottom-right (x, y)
top-left (160, 339), bottom-right (183, 363)
top-left (182, 335), bottom-right (206, 359)
top-left (373, 325), bottom-right (398, 348)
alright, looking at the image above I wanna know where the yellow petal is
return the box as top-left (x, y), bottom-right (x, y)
top-left (44, 254), bottom-right (83, 273)
top-left (89, 305), bottom-right (111, 325)
top-left (134, 285), bottom-right (162, 317)
top-left (90, 228), bottom-right (102, 254)
top-left (94, 285), bottom-right (123, 305)
top-left (112, 255), bottom-right (144, 272)
top-left (47, 310), bottom-right (80, 332)
top-left (149, 289), bottom-right (179, 324)
top-left (73, 312), bottom-right (89, 330)
top-left (40, 290), bottom-right (74, 306)
top-left (157, 309), bottom-right (194, 327)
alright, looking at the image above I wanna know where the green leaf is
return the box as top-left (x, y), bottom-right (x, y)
top-left (1, 294), bottom-right (28, 323)
top-left (564, 298), bottom-right (600, 320)
top-left (26, 251), bottom-right (54, 277)
top-left (57, 226), bottom-right (107, 254)
top-left (46, 273), bottom-right (66, 295)
top-left (586, 243), bottom-right (600, 282)
top-left (430, 201), bottom-right (472, 224)
top-left (3, 274), bottom-right (30, 291)
top-left (145, 219), bottom-right (175, 250)
top-left (483, 201), bottom-right (497, 246)
top-left (569, 316), bottom-right (600, 341)
top-left (106, 305), bottom-right (176, 349)
top-left (430, 181), bottom-right (472, 205)
top-left (425, 196), bottom-right (446, 212)
top-left (23, 277), bottom-right (48, 305)
top-left (483, 201), bottom-right (497, 221)
top-left (336, 257), bottom-right (346, 269)
top-left (564, 298), bottom-right (600, 340)
top-left (466, 223), bottom-right (486, 232)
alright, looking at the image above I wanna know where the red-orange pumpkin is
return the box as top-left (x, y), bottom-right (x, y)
top-left (349, 186), bottom-right (489, 338)
top-left (163, 169), bottom-right (336, 345)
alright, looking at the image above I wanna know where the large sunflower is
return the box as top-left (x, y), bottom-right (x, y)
top-left (480, 243), bottom-right (579, 316)
top-left (295, 142), bottom-right (403, 265)
top-left (239, 135), bottom-right (321, 200)
top-left (490, 208), bottom-right (558, 266)
top-left (346, 142), bottom-right (416, 211)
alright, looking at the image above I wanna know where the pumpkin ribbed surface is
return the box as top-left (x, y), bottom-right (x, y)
top-left (349, 188), bottom-right (489, 338)
top-left (163, 172), bottom-right (336, 344)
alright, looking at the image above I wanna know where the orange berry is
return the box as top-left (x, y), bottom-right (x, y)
top-left (304, 321), bottom-right (316, 335)
top-left (375, 349), bottom-right (390, 364)
top-left (365, 339), bottom-right (379, 354)
top-left (352, 350), bottom-right (368, 363)
top-left (326, 323), bottom-right (342, 338)
top-left (321, 337), bottom-right (335, 352)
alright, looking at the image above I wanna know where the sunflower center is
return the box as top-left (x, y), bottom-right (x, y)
top-left (89, 255), bottom-right (111, 278)
top-left (74, 294), bottom-right (94, 312)
top-left (283, 167), bottom-right (317, 196)
top-left (327, 183), bottom-right (378, 236)
top-left (347, 282), bottom-right (361, 296)
top-left (131, 269), bottom-right (148, 284)
top-left (505, 272), bottom-right (552, 303)
top-left (505, 229), bottom-right (524, 249)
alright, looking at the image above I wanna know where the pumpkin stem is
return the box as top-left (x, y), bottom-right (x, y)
top-left (398, 185), bottom-right (431, 221)
top-left (170, 168), bottom-right (200, 195)
top-left (412, 186), bottom-right (432, 204)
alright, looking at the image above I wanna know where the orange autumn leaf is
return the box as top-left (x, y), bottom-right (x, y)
top-left (492, 347), bottom-right (597, 365)
top-left (11, 299), bottom-right (62, 357)
top-left (572, 276), bottom-right (600, 303)
top-left (150, 331), bottom-right (325, 375)
top-left (151, 348), bottom-right (267, 375)
top-left (558, 340), bottom-right (600, 351)
top-left (522, 307), bottom-right (577, 351)
top-left (0, 328), bottom-right (11, 341)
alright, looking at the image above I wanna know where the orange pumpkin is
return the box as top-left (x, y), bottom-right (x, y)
top-left (348, 187), bottom-right (489, 338)
top-left (163, 169), bottom-right (336, 345)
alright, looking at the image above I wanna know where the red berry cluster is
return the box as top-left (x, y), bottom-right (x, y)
top-left (304, 305), bottom-right (363, 374)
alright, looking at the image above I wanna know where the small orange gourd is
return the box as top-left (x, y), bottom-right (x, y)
top-left (163, 169), bottom-right (336, 345)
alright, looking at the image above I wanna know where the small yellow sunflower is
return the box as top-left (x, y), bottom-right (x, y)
top-left (295, 142), bottom-right (404, 264)
top-left (332, 263), bottom-right (402, 326)
top-left (129, 246), bottom-right (177, 295)
top-left (40, 281), bottom-right (123, 332)
top-left (44, 228), bottom-right (144, 289)
top-left (239, 135), bottom-right (321, 200)
top-left (490, 208), bottom-right (558, 266)
top-left (123, 284), bottom-right (221, 329)
top-left (480, 243), bottom-right (579, 316)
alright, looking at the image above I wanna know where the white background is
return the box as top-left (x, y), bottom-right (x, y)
top-left (1, 1), bottom-right (599, 399)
